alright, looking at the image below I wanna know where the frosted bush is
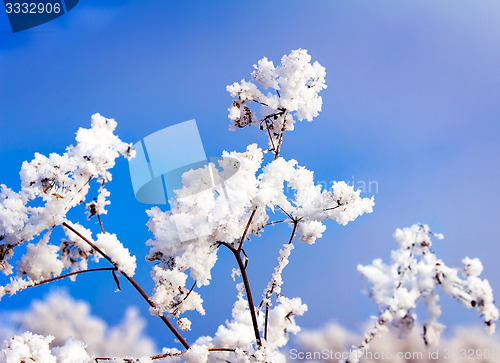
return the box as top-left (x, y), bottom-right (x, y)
top-left (0, 49), bottom-right (495, 363)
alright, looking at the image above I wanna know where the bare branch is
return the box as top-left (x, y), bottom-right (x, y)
top-left (274, 114), bottom-right (287, 160)
top-left (276, 205), bottom-right (293, 220)
top-left (219, 242), bottom-right (262, 347)
top-left (238, 208), bottom-right (257, 251)
top-left (253, 99), bottom-right (269, 107)
top-left (31, 267), bottom-right (117, 288)
top-left (264, 302), bottom-right (269, 341)
top-left (62, 221), bottom-right (190, 350)
top-left (171, 280), bottom-right (197, 310)
top-left (97, 214), bottom-right (105, 234)
top-left (324, 204), bottom-right (340, 211)
top-left (286, 220), bottom-right (299, 245)
top-left (264, 120), bottom-right (277, 152)
top-left (265, 219), bottom-right (286, 226)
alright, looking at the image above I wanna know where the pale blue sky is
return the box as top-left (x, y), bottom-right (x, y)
top-left (1, 0), bottom-right (499, 351)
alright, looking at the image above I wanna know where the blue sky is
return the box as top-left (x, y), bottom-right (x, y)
top-left (1, 0), bottom-right (500, 352)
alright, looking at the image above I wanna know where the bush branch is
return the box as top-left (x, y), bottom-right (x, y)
top-left (61, 221), bottom-right (190, 350)
top-left (27, 268), bottom-right (117, 289)
top-left (238, 208), bottom-right (257, 251)
top-left (219, 241), bottom-right (262, 347)
top-left (274, 115), bottom-right (287, 160)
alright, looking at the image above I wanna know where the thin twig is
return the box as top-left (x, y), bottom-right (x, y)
top-left (62, 221), bottom-right (190, 350)
top-left (265, 219), bottom-right (286, 226)
top-left (64, 176), bottom-right (92, 214)
top-left (274, 115), bottom-right (287, 160)
top-left (324, 204), bottom-right (341, 211)
top-left (276, 205), bottom-right (293, 220)
top-left (208, 348), bottom-right (237, 352)
top-left (31, 267), bottom-right (117, 288)
top-left (257, 109), bottom-right (287, 155)
top-left (171, 281), bottom-right (197, 309)
top-left (264, 302), bottom-right (269, 341)
top-left (151, 348), bottom-right (236, 360)
top-left (238, 208), bottom-right (257, 251)
top-left (219, 242), bottom-right (262, 347)
top-left (286, 220), bottom-right (299, 245)
top-left (97, 214), bottom-right (105, 234)
top-left (253, 99), bottom-right (269, 107)
top-left (263, 110), bottom-right (286, 120)
top-left (264, 120), bottom-right (277, 152)
top-left (62, 222), bottom-right (115, 266)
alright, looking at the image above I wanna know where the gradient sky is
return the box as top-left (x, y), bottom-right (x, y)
top-left (1, 0), bottom-right (499, 352)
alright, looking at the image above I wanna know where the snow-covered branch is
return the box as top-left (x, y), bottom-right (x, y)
top-left (0, 114), bottom-right (134, 298)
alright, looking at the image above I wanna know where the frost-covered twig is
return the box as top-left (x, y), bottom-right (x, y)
top-left (261, 219), bottom-right (299, 340)
top-left (0, 49), bottom-right (376, 362)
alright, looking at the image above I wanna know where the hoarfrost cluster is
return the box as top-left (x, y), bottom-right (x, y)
top-left (146, 146), bottom-right (374, 320)
top-left (227, 49), bottom-right (327, 150)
